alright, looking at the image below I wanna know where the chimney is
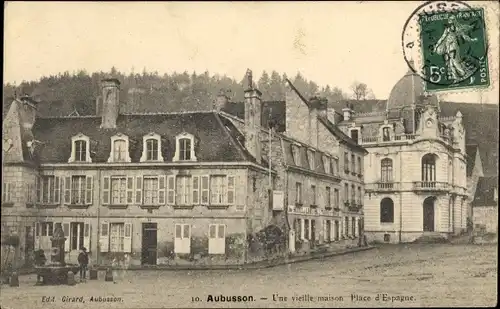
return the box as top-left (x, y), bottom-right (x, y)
top-left (100, 78), bottom-right (121, 129)
top-left (327, 108), bottom-right (336, 124)
top-left (243, 69), bottom-right (262, 163)
top-left (18, 94), bottom-right (37, 130)
top-left (342, 103), bottom-right (353, 121)
top-left (215, 89), bottom-right (229, 111)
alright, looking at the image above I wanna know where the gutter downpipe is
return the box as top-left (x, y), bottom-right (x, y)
top-left (399, 148), bottom-right (403, 243)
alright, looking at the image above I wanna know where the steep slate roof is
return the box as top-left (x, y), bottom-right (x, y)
top-left (221, 101), bottom-right (286, 132)
top-left (282, 139), bottom-right (327, 173)
top-left (32, 112), bottom-right (252, 164)
top-left (466, 144), bottom-right (479, 177)
top-left (472, 176), bottom-right (498, 207)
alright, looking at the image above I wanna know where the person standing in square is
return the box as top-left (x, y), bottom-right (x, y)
top-left (77, 247), bottom-right (89, 282)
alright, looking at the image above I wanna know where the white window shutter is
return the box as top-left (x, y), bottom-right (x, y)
top-left (192, 176), bottom-right (200, 204)
top-left (99, 222), bottom-right (109, 253)
top-left (102, 177), bottom-right (110, 205)
top-left (85, 176), bottom-right (93, 204)
top-left (64, 176), bottom-right (71, 204)
top-left (124, 223), bottom-right (132, 253)
top-left (201, 175), bottom-right (209, 204)
top-left (34, 222), bottom-right (40, 249)
top-left (54, 177), bottom-right (61, 204)
top-left (83, 223), bottom-right (91, 251)
top-left (36, 177), bottom-right (41, 203)
top-left (126, 176), bottom-right (134, 204)
top-left (135, 176), bottom-right (142, 204)
top-left (167, 175), bottom-right (175, 205)
top-left (63, 223), bottom-right (70, 252)
top-left (158, 175), bottom-right (166, 205)
top-left (227, 176), bottom-right (235, 205)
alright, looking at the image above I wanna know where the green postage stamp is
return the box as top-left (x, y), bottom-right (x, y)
top-left (419, 7), bottom-right (490, 92)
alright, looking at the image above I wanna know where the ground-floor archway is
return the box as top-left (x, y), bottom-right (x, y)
top-left (423, 196), bottom-right (436, 232)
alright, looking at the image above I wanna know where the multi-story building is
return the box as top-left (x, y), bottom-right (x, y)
top-left (1, 71), bottom-right (366, 269)
top-left (335, 68), bottom-right (469, 243)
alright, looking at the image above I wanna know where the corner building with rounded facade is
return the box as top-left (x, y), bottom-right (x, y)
top-left (336, 68), bottom-right (468, 243)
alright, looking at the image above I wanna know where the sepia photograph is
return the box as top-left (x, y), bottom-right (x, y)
top-left (2, 1), bottom-right (498, 308)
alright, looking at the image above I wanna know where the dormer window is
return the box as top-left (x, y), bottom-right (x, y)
top-left (291, 144), bottom-right (301, 165)
top-left (108, 133), bottom-right (131, 163)
top-left (69, 134), bottom-right (91, 163)
top-left (307, 149), bottom-right (315, 170)
top-left (173, 132), bottom-right (197, 162)
top-left (140, 133), bottom-right (164, 162)
top-left (382, 127), bottom-right (391, 141)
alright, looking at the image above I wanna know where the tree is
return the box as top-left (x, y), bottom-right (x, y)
top-left (350, 81), bottom-right (368, 100)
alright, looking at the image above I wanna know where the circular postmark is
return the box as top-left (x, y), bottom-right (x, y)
top-left (402, 1), bottom-right (489, 91)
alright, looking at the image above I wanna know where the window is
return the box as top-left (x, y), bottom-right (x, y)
top-left (37, 222), bottom-right (53, 236)
top-left (173, 133), bottom-right (197, 162)
top-left (311, 185), bottom-right (317, 205)
top-left (291, 144), bottom-right (301, 165)
top-left (344, 183), bottom-right (349, 202)
top-left (345, 217), bottom-right (349, 236)
top-left (69, 134), bottom-right (91, 163)
top-left (108, 134), bottom-right (131, 163)
top-left (111, 177), bottom-right (127, 205)
top-left (144, 177), bottom-right (159, 205)
top-left (140, 133), bottom-right (163, 162)
top-left (357, 186), bottom-right (362, 204)
top-left (304, 219), bottom-right (310, 240)
top-left (350, 129), bottom-right (359, 144)
top-left (209, 224), bottom-right (226, 254)
top-left (351, 154), bottom-right (355, 174)
top-left (2, 183), bottom-right (13, 203)
top-left (344, 152), bottom-right (349, 173)
top-left (308, 150), bottom-right (315, 170)
top-left (382, 127), bottom-right (391, 141)
top-left (70, 222), bottom-right (84, 251)
top-left (380, 198), bottom-right (394, 223)
top-left (176, 176), bottom-right (192, 205)
top-left (357, 156), bottom-right (362, 175)
top-left (110, 223), bottom-right (125, 252)
top-left (27, 182), bottom-right (36, 204)
top-left (75, 140), bottom-right (87, 162)
top-left (70, 176), bottom-right (86, 205)
top-left (326, 187), bottom-right (331, 208)
top-left (422, 154), bottom-right (437, 181)
top-left (351, 184), bottom-right (355, 202)
top-left (146, 139), bottom-right (158, 161)
top-left (334, 189), bottom-right (340, 209)
top-left (323, 156), bottom-right (331, 174)
top-left (210, 175), bottom-right (226, 205)
top-left (296, 182), bottom-right (303, 205)
top-left (175, 224), bottom-right (191, 254)
top-left (99, 222), bottom-right (131, 253)
top-left (37, 176), bottom-right (61, 205)
top-left (352, 217), bottom-right (356, 237)
top-left (381, 158), bottom-right (393, 182)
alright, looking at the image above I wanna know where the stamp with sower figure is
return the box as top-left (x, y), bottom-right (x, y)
top-left (402, 1), bottom-right (490, 92)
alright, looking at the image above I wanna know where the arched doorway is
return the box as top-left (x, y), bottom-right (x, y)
top-left (423, 197), bottom-right (436, 232)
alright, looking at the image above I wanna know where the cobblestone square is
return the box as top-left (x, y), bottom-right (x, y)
top-left (0, 244), bottom-right (496, 308)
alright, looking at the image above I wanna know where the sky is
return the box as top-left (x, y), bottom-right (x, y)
top-left (4, 1), bottom-right (499, 104)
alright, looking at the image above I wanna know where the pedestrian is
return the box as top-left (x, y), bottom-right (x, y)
top-left (111, 257), bottom-right (119, 283)
top-left (77, 247), bottom-right (89, 282)
top-left (34, 249), bottom-right (47, 284)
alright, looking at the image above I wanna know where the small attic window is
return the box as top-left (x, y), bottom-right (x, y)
top-left (173, 132), bottom-right (197, 162)
top-left (323, 155), bottom-right (331, 174)
top-left (140, 132), bottom-right (164, 162)
top-left (307, 149), bottom-right (316, 170)
top-left (68, 134), bottom-right (91, 163)
top-left (108, 133), bottom-right (131, 163)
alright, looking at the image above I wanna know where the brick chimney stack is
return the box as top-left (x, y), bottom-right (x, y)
top-left (243, 69), bottom-right (262, 163)
top-left (100, 78), bottom-right (121, 129)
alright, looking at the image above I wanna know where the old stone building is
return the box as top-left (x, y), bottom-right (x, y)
top-left (335, 68), bottom-right (471, 243)
top-left (1, 71), bottom-right (366, 269)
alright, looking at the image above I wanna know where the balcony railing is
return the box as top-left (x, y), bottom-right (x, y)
top-left (365, 182), bottom-right (400, 192)
top-left (361, 134), bottom-right (417, 145)
top-left (413, 181), bottom-right (450, 191)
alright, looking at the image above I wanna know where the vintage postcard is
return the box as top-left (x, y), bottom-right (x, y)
top-left (2, 1), bottom-right (498, 308)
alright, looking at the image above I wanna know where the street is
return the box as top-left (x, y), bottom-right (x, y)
top-left (0, 244), bottom-right (497, 308)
